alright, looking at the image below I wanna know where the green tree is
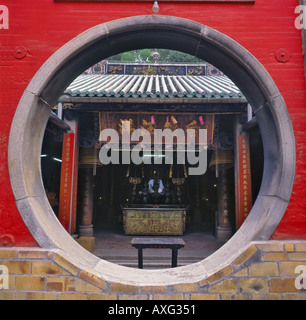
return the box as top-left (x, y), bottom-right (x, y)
top-left (107, 49), bottom-right (204, 64)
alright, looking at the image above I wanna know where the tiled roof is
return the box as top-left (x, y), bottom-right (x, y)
top-left (65, 74), bottom-right (244, 99)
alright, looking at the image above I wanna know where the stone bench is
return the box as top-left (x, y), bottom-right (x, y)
top-left (131, 237), bottom-right (185, 269)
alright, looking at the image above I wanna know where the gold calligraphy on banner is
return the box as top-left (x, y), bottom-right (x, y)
top-left (58, 133), bottom-right (78, 234)
top-left (235, 133), bottom-right (252, 230)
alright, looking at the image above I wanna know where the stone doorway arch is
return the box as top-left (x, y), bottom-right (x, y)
top-left (8, 15), bottom-right (295, 285)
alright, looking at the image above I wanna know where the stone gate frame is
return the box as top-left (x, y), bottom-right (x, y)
top-left (8, 15), bottom-right (296, 285)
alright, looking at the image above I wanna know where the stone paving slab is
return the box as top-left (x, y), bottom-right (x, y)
top-left (92, 230), bottom-right (225, 267)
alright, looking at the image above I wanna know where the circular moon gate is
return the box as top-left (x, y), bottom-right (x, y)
top-left (8, 15), bottom-right (295, 285)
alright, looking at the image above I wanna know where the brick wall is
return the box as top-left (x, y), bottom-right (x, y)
top-left (1, 241), bottom-right (305, 300)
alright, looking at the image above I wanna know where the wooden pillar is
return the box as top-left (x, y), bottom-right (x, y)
top-left (76, 165), bottom-right (95, 252)
top-left (78, 166), bottom-right (94, 237)
top-left (192, 175), bottom-right (202, 230)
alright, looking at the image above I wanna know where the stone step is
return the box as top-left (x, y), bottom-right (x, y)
top-left (100, 255), bottom-right (204, 261)
top-left (93, 249), bottom-right (209, 260)
top-left (96, 253), bottom-right (203, 269)
top-left (103, 259), bottom-right (201, 269)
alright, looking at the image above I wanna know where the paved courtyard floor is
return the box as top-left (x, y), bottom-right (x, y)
top-left (92, 229), bottom-right (226, 269)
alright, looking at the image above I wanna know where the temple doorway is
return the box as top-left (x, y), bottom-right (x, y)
top-left (91, 156), bottom-right (222, 234)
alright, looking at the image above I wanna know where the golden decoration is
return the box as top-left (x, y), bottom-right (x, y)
top-left (79, 147), bottom-right (102, 167)
top-left (185, 120), bottom-right (200, 130)
top-left (140, 119), bottom-right (155, 135)
top-left (119, 118), bottom-right (135, 135)
top-left (209, 148), bottom-right (234, 171)
top-left (129, 177), bottom-right (142, 185)
top-left (172, 177), bottom-right (185, 185)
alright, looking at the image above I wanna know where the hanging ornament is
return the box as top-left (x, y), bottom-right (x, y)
top-left (126, 165), bottom-right (130, 177)
top-left (152, 0), bottom-right (159, 14)
top-left (164, 115), bottom-right (172, 129)
top-left (171, 115), bottom-right (178, 125)
top-left (183, 164), bottom-right (188, 178)
top-left (169, 163), bottom-right (173, 178)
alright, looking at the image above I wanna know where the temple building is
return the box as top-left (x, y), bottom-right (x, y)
top-left (41, 59), bottom-right (263, 264)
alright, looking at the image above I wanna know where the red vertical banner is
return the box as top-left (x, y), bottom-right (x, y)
top-left (71, 123), bottom-right (79, 234)
top-left (58, 131), bottom-right (78, 234)
top-left (235, 133), bottom-right (252, 230)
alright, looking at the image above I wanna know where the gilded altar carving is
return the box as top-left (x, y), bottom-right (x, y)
top-left (122, 209), bottom-right (186, 235)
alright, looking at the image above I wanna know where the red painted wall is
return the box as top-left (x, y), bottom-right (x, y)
top-left (0, 0), bottom-right (305, 246)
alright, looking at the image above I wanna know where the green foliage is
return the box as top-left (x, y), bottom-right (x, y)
top-left (107, 49), bottom-right (204, 64)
